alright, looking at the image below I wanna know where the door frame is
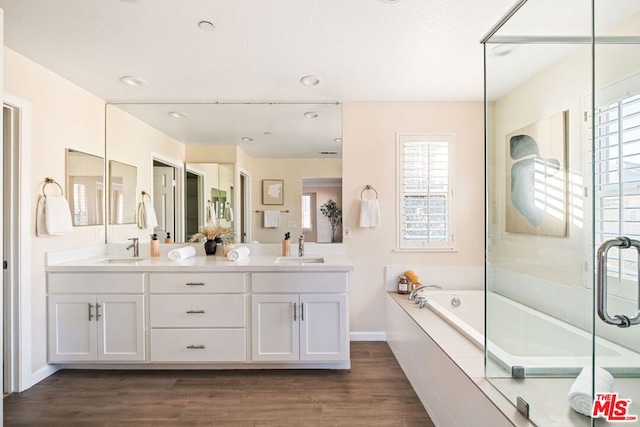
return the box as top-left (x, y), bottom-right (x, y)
top-left (151, 153), bottom-right (183, 242)
top-left (3, 94), bottom-right (32, 392)
top-left (239, 168), bottom-right (251, 243)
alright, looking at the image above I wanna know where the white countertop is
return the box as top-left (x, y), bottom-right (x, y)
top-left (45, 244), bottom-right (353, 273)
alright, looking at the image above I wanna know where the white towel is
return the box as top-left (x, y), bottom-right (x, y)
top-left (567, 366), bottom-right (615, 416)
top-left (167, 246), bottom-right (197, 261)
top-left (227, 246), bottom-right (251, 261)
top-left (37, 195), bottom-right (73, 236)
top-left (359, 199), bottom-right (380, 228)
top-left (263, 210), bottom-right (280, 228)
top-left (224, 203), bottom-right (233, 222)
top-left (206, 204), bottom-right (218, 225)
top-left (137, 200), bottom-right (158, 229)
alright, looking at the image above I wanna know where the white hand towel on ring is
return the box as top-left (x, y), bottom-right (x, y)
top-left (359, 199), bottom-right (380, 228)
top-left (137, 200), bottom-right (158, 229)
top-left (567, 366), bottom-right (615, 416)
top-left (43, 195), bottom-right (74, 235)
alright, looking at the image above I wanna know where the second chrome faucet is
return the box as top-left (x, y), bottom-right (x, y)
top-left (298, 235), bottom-right (305, 257)
top-left (126, 238), bottom-right (139, 257)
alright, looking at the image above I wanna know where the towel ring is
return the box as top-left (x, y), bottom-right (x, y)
top-left (360, 185), bottom-right (378, 199)
top-left (42, 177), bottom-right (64, 196)
top-left (140, 191), bottom-right (151, 202)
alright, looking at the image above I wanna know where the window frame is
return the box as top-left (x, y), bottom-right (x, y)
top-left (396, 133), bottom-right (456, 252)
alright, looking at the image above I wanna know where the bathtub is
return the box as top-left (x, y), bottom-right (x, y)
top-left (419, 290), bottom-right (640, 375)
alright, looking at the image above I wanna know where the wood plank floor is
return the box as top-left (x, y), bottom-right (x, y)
top-left (4, 342), bottom-right (434, 426)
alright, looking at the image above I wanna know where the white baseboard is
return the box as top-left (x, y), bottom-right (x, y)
top-left (349, 331), bottom-right (387, 341)
top-left (30, 365), bottom-right (59, 389)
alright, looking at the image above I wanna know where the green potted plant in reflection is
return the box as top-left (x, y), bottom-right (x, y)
top-left (320, 199), bottom-right (342, 243)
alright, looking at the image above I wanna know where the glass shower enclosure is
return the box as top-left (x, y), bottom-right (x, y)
top-left (484, 0), bottom-right (640, 425)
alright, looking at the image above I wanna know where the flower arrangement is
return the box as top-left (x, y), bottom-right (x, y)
top-left (188, 223), bottom-right (235, 243)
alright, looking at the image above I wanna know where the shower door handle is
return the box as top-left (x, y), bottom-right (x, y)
top-left (596, 237), bottom-right (640, 328)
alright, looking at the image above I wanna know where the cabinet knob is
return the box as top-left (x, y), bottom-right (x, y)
top-left (186, 310), bottom-right (205, 314)
top-left (187, 345), bottom-right (205, 350)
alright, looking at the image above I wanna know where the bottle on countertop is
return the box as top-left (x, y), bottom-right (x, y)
top-left (282, 232), bottom-right (291, 257)
top-left (397, 275), bottom-right (410, 295)
top-left (165, 232), bottom-right (172, 243)
top-left (150, 233), bottom-right (160, 257)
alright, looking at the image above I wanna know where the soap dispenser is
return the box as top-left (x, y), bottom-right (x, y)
top-left (282, 232), bottom-right (291, 257)
top-left (150, 233), bottom-right (160, 257)
top-left (165, 232), bottom-right (172, 244)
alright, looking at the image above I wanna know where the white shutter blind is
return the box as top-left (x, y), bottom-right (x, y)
top-left (398, 134), bottom-right (454, 250)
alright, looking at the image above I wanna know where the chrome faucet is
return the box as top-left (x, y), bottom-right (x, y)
top-left (298, 235), bottom-right (305, 257)
top-left (408, 284), bottom-right (442, 301)
top-left (126, 238), bottom-right (139, 257)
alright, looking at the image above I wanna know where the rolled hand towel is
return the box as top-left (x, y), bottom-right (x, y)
top-left (227, 246), bottom-right (250, 261)
top-left (567, 366), bottom-right (614, 416)
top-left (167, 246), bottom-right (197, 261)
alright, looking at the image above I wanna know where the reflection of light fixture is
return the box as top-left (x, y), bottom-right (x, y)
top-left (198, 20), bottom-right (215, 31)
top-left (304, 112), bottom-right (318, 118)
top-left (120, 76), bottom-right (148, 86)
top-left (490, 44), bottom-right (516, 57)
top-left (168, 111), bottom-right (188, 119)
top-left (334, 138), bottom-right (342, 143)
top-left (300, 75), bottom-right (320, 86)
top-left (241, 137), bottom-right (253, 142)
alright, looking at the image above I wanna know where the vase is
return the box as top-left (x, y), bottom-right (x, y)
top-left (204, 239), bottom-right (217, 255)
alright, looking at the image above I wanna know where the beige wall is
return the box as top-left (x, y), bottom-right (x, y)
top-left (342, 102), bottom-right (485, 333)
top-left (4, 48), bottom-right (106, 375)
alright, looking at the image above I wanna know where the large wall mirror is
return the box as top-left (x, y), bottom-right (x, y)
top-left (105, 103), bottom-right (342, 243)
top-left (66, 149), bottom-right (105, 226)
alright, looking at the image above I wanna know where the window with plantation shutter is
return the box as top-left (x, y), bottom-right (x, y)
top-left (594, 91), bottom-right (640, 283)
top-left (397, 133), bottom-right (455, 250)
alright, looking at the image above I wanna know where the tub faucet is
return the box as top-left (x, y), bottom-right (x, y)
top-left (408, 284), bottom-right (442, 301)
top-left (298, 235), bottom-right (305, 257)
top-left (126, 238), bottom-right (139, 258)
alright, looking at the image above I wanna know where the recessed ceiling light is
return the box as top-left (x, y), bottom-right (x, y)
top-left (300, 75), bottom-right (320, 86)
top-left (198, 20), bottom-right (215, 31)
top-left (334, 138), bottom-right (342, 143)
top-left (168, 111), bottom-right (188, 119)
top-left (241, 137), bottom-right (253, 142)
top-left (119, 76), bottom-right (148, 87)
top-left (303, 112), bottom-right (318, 119)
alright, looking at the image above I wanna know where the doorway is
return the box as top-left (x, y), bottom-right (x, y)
top-left (152, 160), bottom-right (179, 242)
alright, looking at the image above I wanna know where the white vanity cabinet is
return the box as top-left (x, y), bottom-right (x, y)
top-left (149, 273), bottom-right (247, 362)
top-left (47, 273), bottom-right (145, 363)
top-left (251, 272), bottom-right (349, 363)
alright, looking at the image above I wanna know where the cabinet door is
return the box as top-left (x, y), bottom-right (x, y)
top-left (97, 295), bottom-right (145, 361)
top-left (48, 294), bottom-right (97, 362)
top-left (252, 295), bottom-right (299, 361)
top-left (300, 294), bottom-right (348, 361)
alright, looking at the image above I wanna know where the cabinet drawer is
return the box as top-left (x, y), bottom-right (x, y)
top-left (48, 273), bottom-right (145, 294)
top-left (150, 273), bottom-right (245, 293)
top-left (151, 329), bottom-right (246, 362)
top-left (150, 295), bottom-right (245, 328)
top-left (252, 272), bottom-right (347, 293)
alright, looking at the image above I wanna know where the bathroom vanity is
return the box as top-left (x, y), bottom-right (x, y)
top-left (46, 247), bottom-right (353, 370)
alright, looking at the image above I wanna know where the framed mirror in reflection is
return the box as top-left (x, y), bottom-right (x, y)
top-left (108, 160), bottom-right (137, 225)
top-left (65, 149), bottom-right (105, 226)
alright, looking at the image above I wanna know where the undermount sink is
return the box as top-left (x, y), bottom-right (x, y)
top-left (95, 258), bottom-right (148, 264)
top-left (275, 257), bottom-right (325, 264)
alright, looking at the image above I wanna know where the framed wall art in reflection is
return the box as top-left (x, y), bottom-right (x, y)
top-left (262, 179), bottom-right (284, 205)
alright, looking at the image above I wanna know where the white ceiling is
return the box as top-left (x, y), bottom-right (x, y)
top-left (3, 0), bottom-right (636, 157)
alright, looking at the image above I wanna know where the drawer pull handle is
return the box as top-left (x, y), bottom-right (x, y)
top-left (187, 345), bottom-right (205, 350)
top-left (186, 282), bottom-right (205, 286)
top-left (186, 310), bottom-right (205, 314)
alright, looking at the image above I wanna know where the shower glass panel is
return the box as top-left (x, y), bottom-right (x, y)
top-left (485, 0), bottom-right (640, 425)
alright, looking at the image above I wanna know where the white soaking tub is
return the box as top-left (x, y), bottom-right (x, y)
top-left (417, 290), bottom-right (640, 375)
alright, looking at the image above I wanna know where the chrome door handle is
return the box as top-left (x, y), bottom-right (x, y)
top-left (301, 302), bottom-right (304, 321)
top-left (186, 310), bottom-right (205, 314)
top-left (293, 302), bottom-right (297, 321)
top-left (597, 237), bottom-right (640, 328)
top-left (88, 303), bottom-right (94, 321)
top-left (187, 345), bottom-right (205, 349)
top-left (96, 303), bottom-right (102, 321)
